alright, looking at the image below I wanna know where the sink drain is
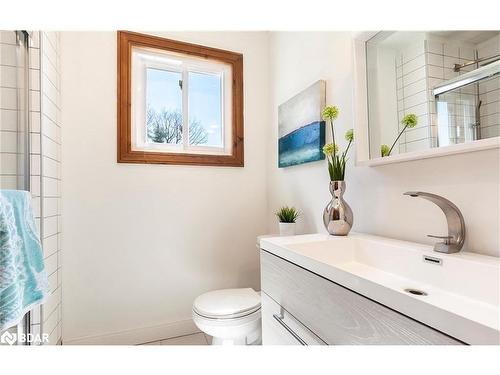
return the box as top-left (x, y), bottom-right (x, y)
top-left (404, 288), bottom-right (427, 296)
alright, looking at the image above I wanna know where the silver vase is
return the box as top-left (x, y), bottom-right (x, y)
top-left (323, 180), bottom-right (353, 236)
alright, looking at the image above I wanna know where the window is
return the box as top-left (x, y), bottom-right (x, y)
top-left (118, 31), bottom-right (244, 166)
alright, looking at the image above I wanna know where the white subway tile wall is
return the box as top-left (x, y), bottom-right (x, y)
top-left (40, 31), bottom-right (62, 345)
top-left (395, 40), bottom-right (432, 153)
top-left (426, 38), bottom-right (480, 145)
top-left (477, 35), bottom-right (500, 139)
top-left (27, 31), bottom-right (46, 343)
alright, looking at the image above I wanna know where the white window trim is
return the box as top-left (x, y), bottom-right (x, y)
top-left (131, 46), bottom-right (233, 156)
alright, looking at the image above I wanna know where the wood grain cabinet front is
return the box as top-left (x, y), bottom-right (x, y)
top-left (261, 292), bottom-right (326, 345)
top-left (260, 250), bottom-right (463, 345)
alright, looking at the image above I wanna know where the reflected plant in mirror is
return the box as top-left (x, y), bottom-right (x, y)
top-left (381, 113), bottom-right (418, 157)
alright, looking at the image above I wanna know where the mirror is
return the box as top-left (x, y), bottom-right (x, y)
top-left (365, 31), bottom-right (500, 160)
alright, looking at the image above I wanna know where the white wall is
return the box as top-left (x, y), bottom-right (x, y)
top-left (267, 32), bottom-right (500, 257)
top-left (61, 30), bottom-right (499, 344)
top-left (60, 32), bottom-right (269, 344)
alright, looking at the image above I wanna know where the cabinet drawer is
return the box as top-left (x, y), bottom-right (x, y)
top-left (261, 250), bottom-right (462, 345)
top-left (261, 291), bottom-right (326, 345)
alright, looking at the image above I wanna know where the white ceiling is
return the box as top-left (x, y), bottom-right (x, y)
top-left (369, 30), bottom-right (500, 51)
top-left (428, 30), bottom-right (499, 45)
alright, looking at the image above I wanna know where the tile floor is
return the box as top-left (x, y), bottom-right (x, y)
top-left (140, 332), bottom-right (211, 345)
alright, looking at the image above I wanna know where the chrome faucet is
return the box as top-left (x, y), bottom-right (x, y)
top-left (403, 192), bottom-right (466, 254)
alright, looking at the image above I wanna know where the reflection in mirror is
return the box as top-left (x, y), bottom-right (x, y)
top-left (366, 31), bottom-right (500, 160)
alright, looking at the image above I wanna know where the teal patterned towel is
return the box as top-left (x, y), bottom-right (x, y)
top-left (0, 190), bottom-right (49, 331)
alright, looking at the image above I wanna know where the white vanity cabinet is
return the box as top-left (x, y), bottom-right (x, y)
top-left (261, 292), bottom-right (326, 345)
top-left (260, 250), bottom-right (463, 345)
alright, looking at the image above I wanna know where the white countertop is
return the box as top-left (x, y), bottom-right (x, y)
top-left (259, 233), bottom-right (500, 344)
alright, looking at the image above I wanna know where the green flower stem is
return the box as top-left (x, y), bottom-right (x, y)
top-left (342, 140), bottom-right (352, 159)
top-left (388, 124), bottom-right (408, 156)
top-left (330, 120), bottom-right (336, 155)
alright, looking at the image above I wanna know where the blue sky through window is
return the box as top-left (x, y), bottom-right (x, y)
top-left (146, 68), bottom-right (223, 147)
top-left (188, 72), bottom-right (222, 147)
top-left (147, 68), bottom-right (182, 114)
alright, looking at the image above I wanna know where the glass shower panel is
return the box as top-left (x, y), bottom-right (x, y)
top-left (1, 31), bottom-right (29, 190)
top-left (435, 76), bottom-right (500, 146)
top-left (0, 30), bottom-right (30, 344)
top-left (435, 86), bottom-right (478, 146)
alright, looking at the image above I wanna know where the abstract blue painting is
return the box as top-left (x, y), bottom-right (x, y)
top-left (278, 80), bottom-right (326, 168)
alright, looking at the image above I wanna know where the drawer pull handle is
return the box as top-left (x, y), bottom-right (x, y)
top-left (273, 314), bottom-right (307, 345)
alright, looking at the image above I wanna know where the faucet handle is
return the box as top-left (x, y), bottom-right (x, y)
top-left (427, 234), bottom-right (453, 245)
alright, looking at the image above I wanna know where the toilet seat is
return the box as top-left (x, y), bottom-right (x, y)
top-left (193, 307), bottom-right (260, 325)
top-left (193, 288), bottom-right (261, 320)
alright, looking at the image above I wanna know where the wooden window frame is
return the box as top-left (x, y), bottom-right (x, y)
top-left (117, 31), bottom-right (244, 167)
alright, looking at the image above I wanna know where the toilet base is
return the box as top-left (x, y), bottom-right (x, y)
top-left (210, 327), bottom-right (261, 345)
top-left (193, 307), bottom-right (262, 346)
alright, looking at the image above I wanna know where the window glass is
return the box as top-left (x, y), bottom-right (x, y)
top-left (146, 68), bottom-right (183, 144)
top-left (188, 71), bottom-right (223, 147)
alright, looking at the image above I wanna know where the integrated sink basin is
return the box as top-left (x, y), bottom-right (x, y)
top-left (260, 233), bottom-right (500, 344)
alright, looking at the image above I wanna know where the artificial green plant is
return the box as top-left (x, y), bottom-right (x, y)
top-left (275, 206), bottom-right (300, 223)
top-left (322, 106), bottom-right (354, 181)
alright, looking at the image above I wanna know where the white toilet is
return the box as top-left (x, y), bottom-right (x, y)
top-left (192, 288), bottom-right (261, 345)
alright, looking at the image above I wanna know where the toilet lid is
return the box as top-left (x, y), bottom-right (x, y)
top-left (193, 288), bottom-right (261, 319)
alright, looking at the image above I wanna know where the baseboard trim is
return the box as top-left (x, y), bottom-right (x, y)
top-left (64, 318), bottom-right (200, 345)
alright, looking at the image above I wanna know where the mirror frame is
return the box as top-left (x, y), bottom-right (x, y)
top-left (352, 32), bottom-right (500, 167)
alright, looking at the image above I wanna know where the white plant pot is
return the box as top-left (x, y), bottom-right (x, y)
top-left (279, 222), bottom-right (296, 236)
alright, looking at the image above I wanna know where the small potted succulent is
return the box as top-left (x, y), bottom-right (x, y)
top-left (276, 206), bottom-right (299, 236)
top-left (381, 113), bottom-right (418, 157)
